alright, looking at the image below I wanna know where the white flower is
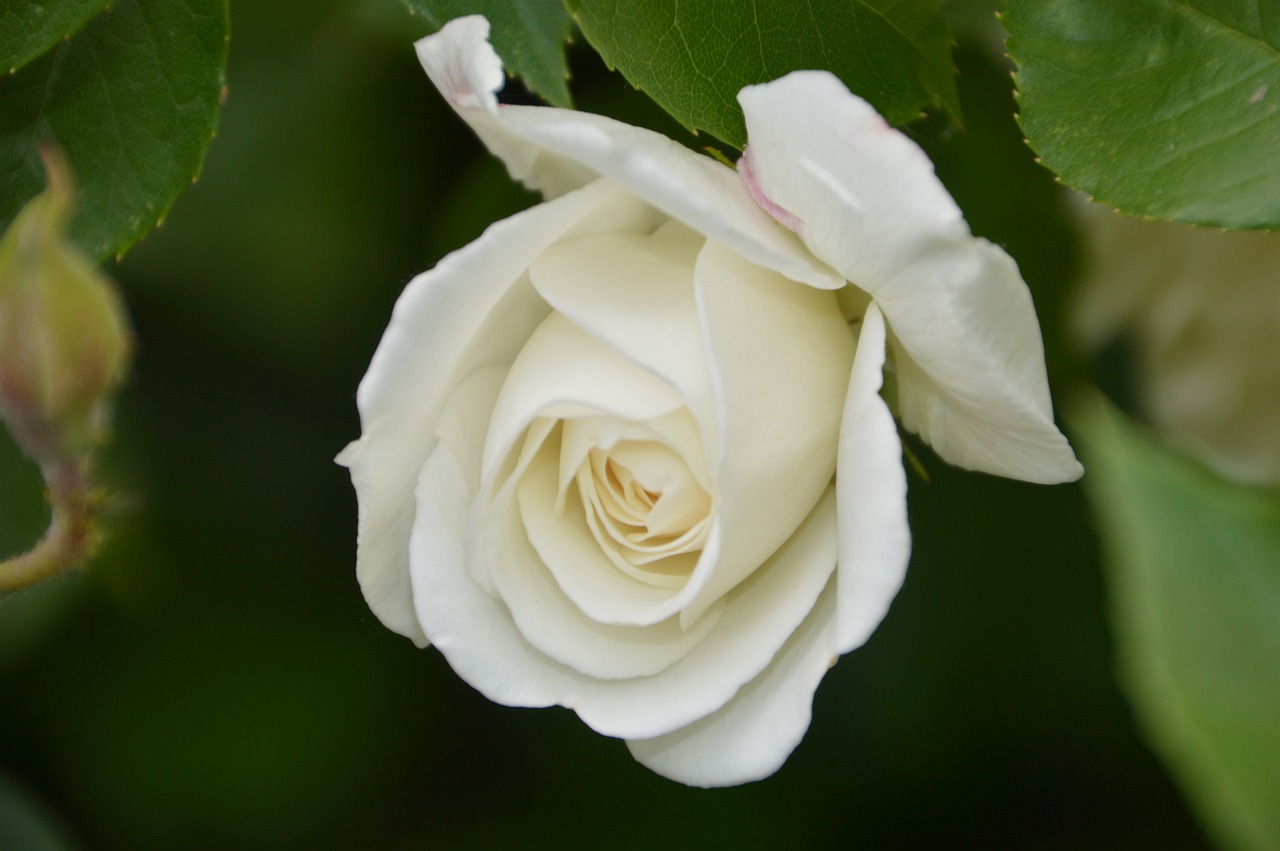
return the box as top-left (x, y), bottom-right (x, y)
top-left (1074, 204), bottom-right (1280, 484)
top-left (338, 16), bottom-right (1081, 787)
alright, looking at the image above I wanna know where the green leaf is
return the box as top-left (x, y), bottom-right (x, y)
top-left (0, 0), bottom-right (228, 262)
top-left (404, 0), bottom-right (573, 108)
top-left (0, 0), bottom-right (103, 74)
top-left (1005, 0), bottom-right (1280, 229)
top-left (1076, 394), bottom-right (1280, 851)
top-left (0, 573), bottom-right (89, 673)
top-left (567, 0), bottom-right (961, 149)
top-left (0, 770), bottom-right (76, 851)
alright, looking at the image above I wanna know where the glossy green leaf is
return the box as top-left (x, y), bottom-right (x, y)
top-left (567, 0), bottom-right (961, 148)
top-left (1077, 395), bottom-right (1280, 851)
top-left (0, 0), bottom-right (103, 74)
top-left (404, 0), bottom-right (573, 107)
top-left (1005, 0), bottom-right (1280, 229)
top-left (0, 0), bottom-right (228, 262)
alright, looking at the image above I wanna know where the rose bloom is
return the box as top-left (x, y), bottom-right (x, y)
top-left (1074, 204), bottom-right (1280, 485)
top-left (339, 16), bottom-right (1081, 786)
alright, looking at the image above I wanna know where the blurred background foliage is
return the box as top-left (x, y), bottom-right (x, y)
top-left (0, 0), bottom-right (1223, 847)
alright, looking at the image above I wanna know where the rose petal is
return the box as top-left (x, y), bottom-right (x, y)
top-left (679, 239), bottom-right (855, 626)
top-left (528, 224), bottom-right (717, 454)
top-left (515, 428), bottom-right (692, 627)
top-left (409, 439), bottom-right (563, 705)
top-left (836, 304), bottom-right (910, 653)
top-left (737, 71), bottom-right (1082, 484)
top-left (481, 308), bottom-right (702, 629)
top-left (606, 441), bottom-right (709, 536)
top-left (338, 178), bottom-right (642, 645)
top-left (576, 487), bottom-right (838, 739)
top-left (884, 241), bottom-right (1082, 484)
top-left (481, 311), bottom-right (686, 490)
top-left (556, 412), bottom-right (711, 510)
top-left (415, 17), bottom-right (843, 291)
top-left (557, 416), bottom-right (685, 511)
top-left (495, 443), bottom-right (725, 679)
top-left (738, 72), bottom-right (967, 276)
top-left (413, 13), bottom-right (503, 118)
top-left (411, 467), bottom-right (838, 739)
top-left (626, 578), bottom-right (838, 787)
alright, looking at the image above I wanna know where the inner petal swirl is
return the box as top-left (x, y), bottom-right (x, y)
top-left (520, 409), bottom-right (712, 597)
top-left (566, 419), bottom-right (713, 587)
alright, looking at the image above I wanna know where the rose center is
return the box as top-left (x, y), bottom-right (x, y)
top-left (562, 420), bottom-right (713, 589)
top-left (586, 441), bottom-right (711, 543)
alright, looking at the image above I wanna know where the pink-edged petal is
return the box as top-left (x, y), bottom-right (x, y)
top-left (414, 14), bottom-right (503, 117)
top-left (416, 17), bottom-right (842, 290)
top-left (627, 578), bottom-right (838, 787)
top-left (679, 240), bottom-right (855, 625)
top-left (339, 179), bottom-right (639, 645)
top-left (836, 304), bottom-right (910, 653)
top-left (738, 72), bottom-right (1082, 484)
top-left (738, 73), bottom-right (966, 279)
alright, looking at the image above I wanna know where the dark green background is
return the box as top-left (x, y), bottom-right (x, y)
top-left (0, 2), bottom-right (1208, 847)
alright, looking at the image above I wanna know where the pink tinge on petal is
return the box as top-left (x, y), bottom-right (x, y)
top-left (417, 16), bottom-right (504, 117)
top-left (739, 147), bottom-right (802, 234)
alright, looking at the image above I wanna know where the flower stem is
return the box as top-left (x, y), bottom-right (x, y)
top-left (0, 457), bottom-right (98, 592)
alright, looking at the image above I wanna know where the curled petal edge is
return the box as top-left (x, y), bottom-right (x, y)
top-left (415, 16), bottom-right (844, 292)
top-left (737, 71), bottom-right (1082, 485)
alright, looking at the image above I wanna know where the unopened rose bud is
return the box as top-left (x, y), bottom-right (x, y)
top-left (0, 146), bottom-right (130, 464)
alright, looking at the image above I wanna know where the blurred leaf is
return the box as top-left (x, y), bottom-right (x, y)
top-left (25, 600), bottom-right (418, 849)
top-left (0, 770), bottom-right (77, 851)
top-left (0, 574), bottom-right (88, 672)
top-left (1076, 394), bottom-right (1280, 851)
top-left (567, 0), bottom-right (961, 148)
top-left (404, 0), bottom-right (573, 107)
top-left (0, 0), bottom-right (102, 74)
top-left (0, 0), bottom-right (228, 262)
top-left (1005, 0), bottom-right (1280, 229)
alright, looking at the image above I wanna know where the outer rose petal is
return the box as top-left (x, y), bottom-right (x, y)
top-left (415, 16), bottom-right (844, 292)
top-left (411, 449), bottom-right (838, 744)
top-left (628, 309), bottom-right (910, 787)
top-left (627, 579), bottom-right (838, 787)
top-left (337, 179), bottom-right (650, 645)
top-left (680, 240), bottom-right (854, 625)
top-left (737, 72), bottom-right (1082, 485)
top-left (836, 304), bottom-right (910, 653)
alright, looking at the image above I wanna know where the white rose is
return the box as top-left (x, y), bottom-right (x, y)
top-left (339, 16), bottom-right (1081, 787)
top-left (1074, 203), bottom-right (1280, 484)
